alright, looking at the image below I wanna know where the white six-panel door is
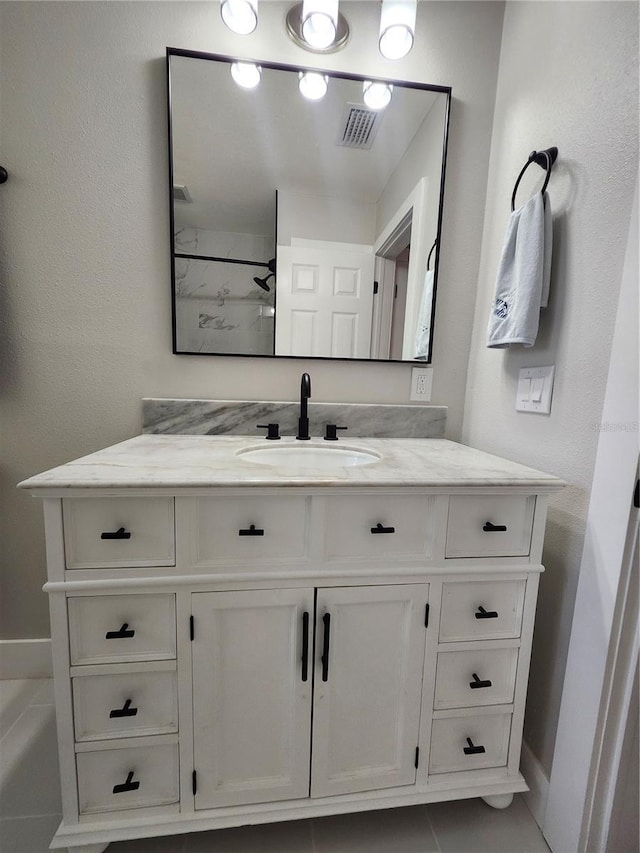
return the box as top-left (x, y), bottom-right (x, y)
top-left (275, 244), bottom-right (375, 358)
top-left (310, 585), bottom-right (428, 797)
top-left (191, 588), bottom-right (314, 808)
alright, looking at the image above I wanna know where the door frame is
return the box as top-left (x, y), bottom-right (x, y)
top-left (543, 178), bottom-right (638, 852)
top-left (374, 178), bottom-right (432, 361)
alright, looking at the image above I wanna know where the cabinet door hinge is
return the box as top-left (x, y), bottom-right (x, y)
top-left (190, 615), bottom-right (194, 641)
top-left (373, 280), bottom-right (379, 295)
top-left (424, 603), bottom-right (430, 628)
top-left (192, 770), bottom-right (197, 796)
top-left (415, 747), bottom-right (420, 769)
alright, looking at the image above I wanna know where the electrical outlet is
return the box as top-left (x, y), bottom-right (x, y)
top-left (410, 367), bottom-right (433, 402)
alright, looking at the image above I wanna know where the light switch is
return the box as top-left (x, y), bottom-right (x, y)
top-left (516, 366), bottom-right (555, 414)
top-left (518, 377), bottom-right (532, 403)
top-left (531, 377), bottom-right (545, 402)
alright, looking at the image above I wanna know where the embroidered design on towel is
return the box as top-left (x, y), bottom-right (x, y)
top-left (494, 298), bottom-right (509, 318)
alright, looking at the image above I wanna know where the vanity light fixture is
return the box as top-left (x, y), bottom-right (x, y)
top-left (379, 0), bottom-right (417, 60)
top-left (299, 71), bottom-right (329, 100)
top-left (363, 80), bottom-right (393, 110)
top-left (285, 1), bottom-right (350, 53)
top-left (230, 61), bottom-right (262, 89)
top-left (220, 0), bottom-right (258, 35)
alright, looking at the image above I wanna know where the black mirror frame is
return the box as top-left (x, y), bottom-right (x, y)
top-left (166, 46), bottom-right (451, 364)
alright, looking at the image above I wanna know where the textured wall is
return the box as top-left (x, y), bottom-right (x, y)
top-left (461, 2), bottom-right (638, 774)
top-left (0, 1), bottom-right (503, 638)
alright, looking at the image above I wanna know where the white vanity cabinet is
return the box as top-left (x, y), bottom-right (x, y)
top-left (19, 435), bottom-right (563, 853)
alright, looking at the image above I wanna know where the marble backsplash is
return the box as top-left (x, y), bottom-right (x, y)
top-left (142, 398), bottom-right (447, 439)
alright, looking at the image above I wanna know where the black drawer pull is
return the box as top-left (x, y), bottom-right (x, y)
top-left (463, 737), bottom-right (486, 756)
top-left (109, 698), bottom-right (138, 718)
top-left (238, 524), bottom-right (264, 537)
top-left (105, 623), bottom-right (135, 640)
top-left (482, 522), bottom-right (507, 532)
top-left (301, 611), bottom-right (310, 682)
top-left (469, 673), bottom-right (492, 689)
top-left (321, 612), bottom-right (331, 682)
top-left (112, 771), bottom-right (140, 794)
top-left (101, 527), bottom-right (131, 540)
top-left (475, 606), bottom-right (498, 620)
top-left (370, 523), bottom-right (396, 534)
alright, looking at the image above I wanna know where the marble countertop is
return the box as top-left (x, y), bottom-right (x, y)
top-left (18, 435), bottom-right (565, 491)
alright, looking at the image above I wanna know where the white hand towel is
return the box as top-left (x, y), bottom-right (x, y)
top-left (414, 268), bottom-right (434, 359)
top-left (487, 191), bottom-right (552, 348)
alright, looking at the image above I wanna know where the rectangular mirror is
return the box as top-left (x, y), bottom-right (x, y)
top-left (168, 48), bottom-right (450, 362)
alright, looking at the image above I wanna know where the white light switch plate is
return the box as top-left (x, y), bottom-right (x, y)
top-left (410, 367), bottom-right (433, 401)
top-left (516, 366), bottom-right (555, 413)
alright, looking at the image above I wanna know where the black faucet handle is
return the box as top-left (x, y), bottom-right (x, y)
top-left (324, 424), bottom-right (348, 441)
top-left (257, 423), bottom-right (281, 440)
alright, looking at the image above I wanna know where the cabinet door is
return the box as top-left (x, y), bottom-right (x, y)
top-left (192, 588), bottom-right (314, 808)
top-left (311, 585), bottom-right (428, 797)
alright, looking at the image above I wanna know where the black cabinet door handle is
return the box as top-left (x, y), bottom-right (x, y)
top-left (482, 522), bottom-right (507, 532)
top-left (301, 611), bottom-right (310, 682)
top-left (469, 673), bottom-right (493, 689)
top-left (105, 623), bottom-right (135, 640)
top-left (238, 524), bottom-right (264, 536)
top-left (463, 737), bottom-right (486, 756)
top-left (112, 771), bottom-right (140, 794)
top-left (109, 698), bottom-right (138, 718)
top-left (321, 613), bottom-right (331, 682)
top-left (370, 523), bottom-right (396, 534)
top-left (101, 527), bottom-right (131, 540)
top-left (475, 606), bottom-right (498, 620)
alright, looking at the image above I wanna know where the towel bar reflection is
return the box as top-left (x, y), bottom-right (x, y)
top-left (511, 147), bottom-right (558, 211)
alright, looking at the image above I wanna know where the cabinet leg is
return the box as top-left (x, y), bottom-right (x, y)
top-left (482, 793), bottom-right (514, 810)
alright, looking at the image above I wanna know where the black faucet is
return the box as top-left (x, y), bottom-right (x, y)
top-left (296, 373), bottom-right (312, 440)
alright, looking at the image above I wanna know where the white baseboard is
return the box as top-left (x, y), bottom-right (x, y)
top-left (0, 639), bottom-right (52, 679)
top-left (520, 739), bottom-right (550, 830)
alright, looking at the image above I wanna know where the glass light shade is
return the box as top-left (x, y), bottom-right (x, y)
top-left (302, 0), bottom-right (339, 50)
top-left (230, 62), bottom-right (262, 89)
top-left (298, 71), bottom-right (329, 100)
top-left (379, 0), bottom-right (416, 60)
top-left (363, 81), bottom-right (393, 110)
top-left (221, 0), bottom-right (258, 35)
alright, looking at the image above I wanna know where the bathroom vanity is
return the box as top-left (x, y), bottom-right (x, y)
top-left (19, 434), bottom-right (563, 852)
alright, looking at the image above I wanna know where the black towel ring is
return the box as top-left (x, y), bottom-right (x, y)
top-left (427, 239), bottom-right (437, 271)
top-left (0, 167), bottom-right (8, 184)
top-left (511, 147), bottom-right (558, 211)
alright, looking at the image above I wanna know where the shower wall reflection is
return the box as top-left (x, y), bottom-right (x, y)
top-left (174, 227), bottom-right (276, 355)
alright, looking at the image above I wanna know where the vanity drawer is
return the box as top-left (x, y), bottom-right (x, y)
top-left (72, 664), bottom-right (178, 741)
top-left (325, 495), bottom-right (437, 561)
top-left (63, 497), bottom-right (175, 569)
top-left (76, 740), bottom-right (179, 814)
top-left (434, 647), bottom-right (519, 710)
top-left (429, 712), bottom-right (511, 774)
top-left (445, 495), bottom-right (535, 558)
top-left (68, 594), bottom-right (176, 665)
top-left (439, 580), bottom-right (526, 642)
top-left (192, 496), bottom-right (309, 565)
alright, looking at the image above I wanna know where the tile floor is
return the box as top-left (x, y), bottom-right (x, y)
top-left (0, 679), bottom-right (551, 853)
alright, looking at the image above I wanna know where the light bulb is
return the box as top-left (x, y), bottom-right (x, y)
top-left (221, 0), bottom-right (258, 36)
top-left (379, 0), bottom-right (416, 60)
top-left (363, 81), bottom-right (393, 110)
top-left (230, 62), bottom-right (262, 89)
top-left (302, 0), bottom-right (339, 50)
top-left (299, 71), bottom-right (329, 100)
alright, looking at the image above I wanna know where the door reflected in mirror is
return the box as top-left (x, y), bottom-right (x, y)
top-left (168, 49), bottom-right (450, 362)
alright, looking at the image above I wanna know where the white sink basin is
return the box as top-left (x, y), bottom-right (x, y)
top-left (236, 443), bottom-right (381, 469)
